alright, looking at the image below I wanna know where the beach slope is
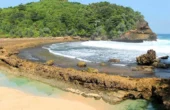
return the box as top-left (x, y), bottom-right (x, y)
top-left (0, 87), bottom-right (95, 110)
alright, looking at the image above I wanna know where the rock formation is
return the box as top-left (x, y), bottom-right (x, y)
top-left (136, 49), bottom-right (156, 65)
top-left (46, 60), bottom-right (54, 66)
top-left (77, 61), bottom-right (87, 67)
top-left (120, 20), bottom-right (157, 41)
top-left (136, 50), bottom-right (169, 69)
top-left (108, 58), bottom-right (120, 63)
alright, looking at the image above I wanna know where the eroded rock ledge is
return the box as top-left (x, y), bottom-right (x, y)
top-left (119, 20), bottom-right (157, 41)
top-left (0, 37), bottom-right (170, 109)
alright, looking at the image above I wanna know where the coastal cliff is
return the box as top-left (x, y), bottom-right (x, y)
top-left (117, 20), bottom-right (157, 41)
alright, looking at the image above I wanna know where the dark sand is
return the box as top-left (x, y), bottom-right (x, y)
top-left (18, 43), bottom-right (163, 78)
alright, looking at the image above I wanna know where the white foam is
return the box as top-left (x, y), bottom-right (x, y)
top-left (45, 48), bottom-right (92, 62)
top-left (48, 49), bottom-right (76, 59)
top-left (81, 40), bottom-right (170, 54)
top-left (43, 38), bottom-right (170, 64)
top-left (76, 58), bottom-right (92, 62)
top-left (112, 64), bottom-right (126, 67)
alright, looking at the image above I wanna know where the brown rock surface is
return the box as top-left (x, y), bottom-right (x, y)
top-left (108, 59), bottom-right (120, 63)
top-left (136, 49), bottom-right (156, 65)
top-left (77, 61), bottom-right (87, 67)
top-left (46, 60), bottom-right (54, 66)
top-left (120, 20), bottom-right (157, 41)
top-left (131, 66), bottom-right (154, 73)
top-left (86, 67), bottom-right (99, 73)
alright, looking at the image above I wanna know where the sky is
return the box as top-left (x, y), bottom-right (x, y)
top-left (0, 0), bottom-right (169, 34)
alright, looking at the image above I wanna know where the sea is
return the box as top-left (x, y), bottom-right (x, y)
top-left (46, 34), bottom-right (170, 65)
top-left (44, 34), bottom-right (170, 78)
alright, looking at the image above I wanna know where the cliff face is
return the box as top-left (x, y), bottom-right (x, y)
top-left (120, 20), bottom-right (157, 41)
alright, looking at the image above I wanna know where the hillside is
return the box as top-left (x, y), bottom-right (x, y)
top-left (0, 0), bottom-right (156, 40)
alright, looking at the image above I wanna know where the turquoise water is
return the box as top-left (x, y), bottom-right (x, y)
top-left (0, 71), bottom-right (163, 110)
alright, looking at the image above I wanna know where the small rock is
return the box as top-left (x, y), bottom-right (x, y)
top-left (99, 62), bottom-right (106, 66)
top-left (46, 60), bottom-right (54, 66)
top-left (108, 59), bottom-right (120, 63)
top-left (77, 61), bottom-right (87, 67)
top-left (159, 56), bottom-right (169, 59)
top-left (86, 67), bottom-right (99, 73)
top-left (81, 93), bottom-right (101, 100)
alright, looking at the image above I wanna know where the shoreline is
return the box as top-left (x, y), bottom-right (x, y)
top-left (18, 43), bottom-right (156, 78)
top-left (0, 87), bottom-right (96, 110)
top-left (0, 37), bottom-right (170, 109)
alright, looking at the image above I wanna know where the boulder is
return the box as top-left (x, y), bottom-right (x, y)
top-left (136, 49), bottom-right (156, 65)
top-left (86, 67), bottom-right (99, 73)
top-left (108, 59), bottom-right (120, 63)
top-left (46, 60), bottom-right (54, 66)
top-left (77, 61), bottom-right (87, 67)
top-left (99, 62), bottom-right (106, 66)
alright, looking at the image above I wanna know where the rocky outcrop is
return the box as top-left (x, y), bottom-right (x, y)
top-left (46, 60), bottom-right (54, 66)
top-left (131, 66), bottom-right (154, 73)
top-left (152, 62), bottom-right (169, 69)
top-left (136, 49), bottom-right (156, 65)
top-left (77, 61), bottom-right (87, 67)
top-left (86, 67), bottom-right (99, 73)
top-left (108, 59), bottom-right (120, 63)
top-left (120, 20), bottom-right (157, 41)
top-left (159, 56), bottom-right (169, 60)
top-left (136, 50), bottom-right (169, 69)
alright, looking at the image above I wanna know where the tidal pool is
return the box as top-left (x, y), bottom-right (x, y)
top-left (0, 71), bottom-right (162, 110)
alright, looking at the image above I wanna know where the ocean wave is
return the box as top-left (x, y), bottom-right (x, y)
top-left (112, 64), bottom-right (126, 67)
top-left (81, 40), bottom-right (170, 53)
top-left (44, 47), bottom-right (92, 62)
top-left (43, 37), bottom-right (170, 65)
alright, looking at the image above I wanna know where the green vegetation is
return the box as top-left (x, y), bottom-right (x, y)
top-left (0, 0), bottom-right (144, 39)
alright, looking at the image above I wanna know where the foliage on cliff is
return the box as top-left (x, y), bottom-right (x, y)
top-left (0, 0), bottom-right (144, 38)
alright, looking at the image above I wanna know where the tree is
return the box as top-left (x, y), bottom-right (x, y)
top-left (0, 0), bottom-right (144, 38)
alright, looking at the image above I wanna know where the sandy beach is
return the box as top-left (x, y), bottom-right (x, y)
top-left (0, 87), bottom-right (96, 110)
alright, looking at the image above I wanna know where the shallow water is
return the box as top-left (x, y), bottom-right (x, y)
top-left (0, 71), bottom-right (162, 110)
